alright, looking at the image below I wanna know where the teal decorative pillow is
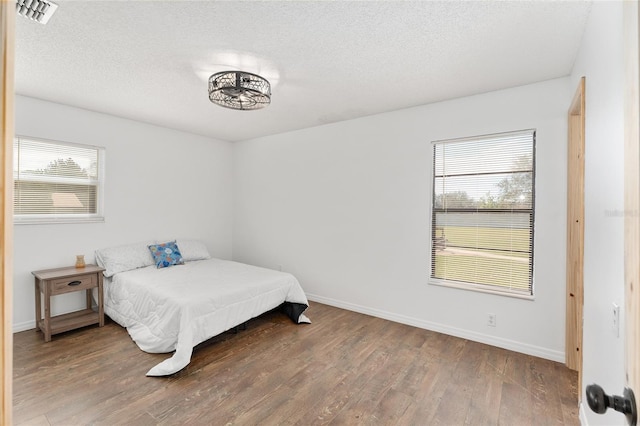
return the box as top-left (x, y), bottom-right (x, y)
top-left (148, 241), bottom-right (184, 268)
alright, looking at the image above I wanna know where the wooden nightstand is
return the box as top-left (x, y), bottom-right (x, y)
top-left (32, 264), bottom-right (105, 342)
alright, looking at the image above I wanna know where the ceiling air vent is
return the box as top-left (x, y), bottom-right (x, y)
top-left (16, 0), bottom-right (58, 25)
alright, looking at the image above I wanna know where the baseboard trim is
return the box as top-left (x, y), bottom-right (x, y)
top-left (16, 294), bottom-right (565, 363)
top-left (579, 401), bottom-right (589, 425)
top-left (306, 293), bottom-right (565, 363)
top-left (13, 320), bottom-right (35, 333)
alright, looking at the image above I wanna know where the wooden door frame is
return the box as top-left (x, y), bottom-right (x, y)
top-left (566, 77), bottom-right (585, 397)
top-left (0, 0), bottom-right (14, 424)
top-left (624, 0), bottom-right (639, 399)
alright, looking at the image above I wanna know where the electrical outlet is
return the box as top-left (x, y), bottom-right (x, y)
top-left (487, 313), bottom-right (496, 327)
top-left (612, 303), bottom-right (620, 337)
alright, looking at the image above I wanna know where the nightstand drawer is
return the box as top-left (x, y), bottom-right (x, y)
top-left (50, 274), bottom-right (96, 295)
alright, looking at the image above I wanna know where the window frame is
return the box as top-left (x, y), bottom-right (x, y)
top-left (428, 129), bottom-right (536, 300)
top-left (13, 135), bottom-right (106, 225)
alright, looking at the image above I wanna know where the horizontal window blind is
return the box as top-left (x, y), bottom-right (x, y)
top-left (14, 137), bottom-right (104, 223)
top-left (431, 130), bottom-right (535, 296)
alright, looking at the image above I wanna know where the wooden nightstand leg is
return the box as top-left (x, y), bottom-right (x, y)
top-left (85, 289), bottom-right (91, 310)
top-left (34, 278), bottom-right (41, 332)
top-left (98, 274), bottom-right (104, 327)
top-left (43, 283), bottom-right (51, 342)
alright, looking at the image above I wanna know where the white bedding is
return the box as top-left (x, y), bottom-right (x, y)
top-left (103, 258), bottom-right (309, 376)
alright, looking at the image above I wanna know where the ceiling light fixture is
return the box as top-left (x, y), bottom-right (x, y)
top-left (208, 71), bottom-right (271, 111)
top-left (16, 0), bottom-right (58, 24)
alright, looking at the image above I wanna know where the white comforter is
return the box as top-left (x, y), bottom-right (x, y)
top-left (103, 258), bottom-right (309, 376)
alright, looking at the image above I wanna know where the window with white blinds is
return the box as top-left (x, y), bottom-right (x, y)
top-left (13, 136), bottom-right (105, 224)
top-left (430, 130), bottom-right (535, 297)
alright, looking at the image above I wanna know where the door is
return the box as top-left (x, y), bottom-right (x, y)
top-left (624, 0), bottom-right (639, 407)
top-left (585, 3), bottom-right (639, 424)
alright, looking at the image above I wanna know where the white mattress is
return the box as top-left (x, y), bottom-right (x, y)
top-left (103, 258), bottom-right (309, 376)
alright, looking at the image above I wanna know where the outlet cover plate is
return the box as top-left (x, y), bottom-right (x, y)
top-left (487, 313), bottom-right (496, 327)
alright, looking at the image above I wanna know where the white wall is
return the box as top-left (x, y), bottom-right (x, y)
top-left (570, 3), bottom-right (627, 425)
top-left (233, 77), bottom-right (569, 361)
top-left (13, 95), bottom-right (234, 331)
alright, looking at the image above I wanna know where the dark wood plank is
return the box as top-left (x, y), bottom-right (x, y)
top-left (12, 302), bottom-right (579, 425)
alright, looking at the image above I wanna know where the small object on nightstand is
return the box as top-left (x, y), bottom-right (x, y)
top-left (75, 254), bottom-right (85, 268)
top-left (32, 264), bottom-right (105, 342)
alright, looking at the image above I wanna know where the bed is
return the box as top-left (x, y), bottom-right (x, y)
top-left (95, 240), bottom-right (310, 376)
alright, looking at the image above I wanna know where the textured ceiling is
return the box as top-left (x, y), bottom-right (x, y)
top-left (15, 1), bottom-right (592, 142)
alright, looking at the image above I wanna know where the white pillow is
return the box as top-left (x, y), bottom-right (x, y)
top-left (176, 239), bottom-right (211, 262)
top-left (95, 241), bottom-right (156, 277)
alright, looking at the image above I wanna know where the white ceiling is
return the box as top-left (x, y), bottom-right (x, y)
top-left (15, 0), bottom-right (592, 142)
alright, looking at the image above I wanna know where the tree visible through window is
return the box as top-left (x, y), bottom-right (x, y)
top-left (430, 130), bottom-right (535, 297)
top-left (13, 137), bottom-right (105, 223)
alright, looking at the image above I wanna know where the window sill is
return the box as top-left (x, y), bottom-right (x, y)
top-left (14, 216), bottom-right (105, 225)
top-left (429, 278), bottom-right (534, 300)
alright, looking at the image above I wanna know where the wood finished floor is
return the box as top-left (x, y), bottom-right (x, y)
top-left (13, 302), bottom-right (579, 425)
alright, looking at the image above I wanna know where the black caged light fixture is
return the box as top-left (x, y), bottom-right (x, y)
top-left (208, 71), bottom-right (271, 111)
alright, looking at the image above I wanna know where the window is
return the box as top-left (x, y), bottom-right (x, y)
top-left (13, 136), bottom-right (105, 224)
top-left (430, 130), bottom-right (535, 298)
